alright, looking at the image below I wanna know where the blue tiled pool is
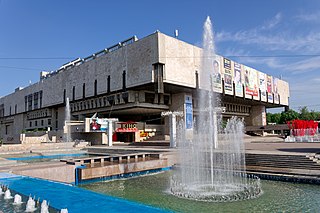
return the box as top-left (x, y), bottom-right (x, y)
top-left (0, 174), bottom-right (169, 213)
top-left (6, 153), bottom-right (90, 162)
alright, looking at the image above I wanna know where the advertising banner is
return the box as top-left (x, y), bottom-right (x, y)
top-left (259, 72), bottom-right (267, 102)
top-left (267, 75), bottom-right (273, 102)
top-left (90, 117), bottom-right (108, 132)
top-left (273, 78), bottom-right (279, 104)
top-left (212, 55), bottom-right (222, 93)
top-left (223, 58), bottom-right (233, 95)
top-left (244, 66), bottom-right (259, 97)
top-left (185, 95), bottom-right (193, 130)
top-left (234, 62), bottom-right (243, 97)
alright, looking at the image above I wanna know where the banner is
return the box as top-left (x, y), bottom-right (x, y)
top-left (244, 66), bottom-right (258, 97)
top-left (212, 55), bottom-right (222, 93)
top-left (267, 75), bottom-right (273, 102)
top-left (90, 117), bottom-right (108, 132)
top-left (259, 72), bottom-right (267, 102)
top-left (273, 78), bottom-right (279, 104)
top-left (234, 62), bottom-right (243, 97)
top-left (223, 58), bottom-right (233, 95)
top-left (185, 95), bottom-right (193, 129)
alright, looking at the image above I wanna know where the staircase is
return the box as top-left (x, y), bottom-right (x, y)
top-left (245, 153), bottom-right (320, 177)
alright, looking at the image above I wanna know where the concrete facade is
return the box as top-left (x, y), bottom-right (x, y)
top-left (0, 32), bottom-right (290, 143)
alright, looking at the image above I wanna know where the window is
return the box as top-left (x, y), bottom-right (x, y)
top-left (122, 71), bottom-right (126, 91)
top-left (35, 120), bottom-right (38, 126)
top-left (5, 125), bottom-right (9, 134)
top-left (83, 83), bottom-right (86, 99)
top-left (48, 119), bottom-right (51, 125)
top-left (72, 86), bottom-right (75, 101)
top-left (39, 91), bottom-right (43, 108)
top-left (41, 120), bottom-right (44, 126)
top-left (153, 63), bottom-right (164, 93)
top-left (28, 94), bottom-right (33, 111)
top-left (15, 104), bottom-right (17, 114)
top-left (25, 96), bottom-right (27, 111)
top-left (9, 106), bottom-right (11, 115)
top-left (94, 80), bottom-right (97, 96)
top-left (107, 75), bottom-right (110, 93)
top-left (30, 121), bottom-right (32, 127)
top-left (63, 89), bottom-right (66, 103)
top-left (34, 92), bottom-right (39, 109)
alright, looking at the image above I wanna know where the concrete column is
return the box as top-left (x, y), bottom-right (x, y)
top-left (108, 121), bottom-right (113, 147)
top-left (246, 105), bottom-right (266, 126)
top-left (170, 114), bottom-right (177, 148)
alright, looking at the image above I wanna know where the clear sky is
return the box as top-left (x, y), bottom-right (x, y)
top-left (1, 0), bottom-right (320, 111)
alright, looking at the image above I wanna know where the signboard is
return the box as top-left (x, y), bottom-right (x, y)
top-left (212, 55), bottom-right (222, 93)
top-left (234, 62), bottom-right (243, 97)
top-left (267, 75), bottom-right (273, 102)
top-left (185, 95), bottom-right (193, 130)
top-left (244, 66), bottom-right (258, 98)
top-left (223, 58), bottom-right (233, 95)
top-left (116, 122), bottom-right (138, 132)
top-left (273, 78), bottom-right (279, 104)
top-left (259, 72), bottom-right (267, 102)
top-left (90, 118), bottom-right (108, 132)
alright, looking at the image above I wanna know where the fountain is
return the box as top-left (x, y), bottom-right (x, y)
top-left (170, 16), bottom-right (261, 202)
top-left (0, 185), bottom-right (4, 195)
top-left (13, 194), bottom-right (23, 205)
top-left (64, 97), bottom-right (72, 142)
top-left (4, 189), bottom-right (13, 199)
top-left (41, 200), bottom-right (49, 213)
top-left (25, 196), bottom-right (37, 212)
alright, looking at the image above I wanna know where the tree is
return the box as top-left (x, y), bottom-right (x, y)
top-left (299, 106), bottom-right (311, 120)
top-left (280, 109), bottom-right (299, 123)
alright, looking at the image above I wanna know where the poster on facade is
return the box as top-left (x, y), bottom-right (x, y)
top-left (244, 66), bottom-right (258, 98)
top-left (90, 117), bottom-right (108, 132)
top-left (259, 72), bottom-right (267, 102)
top-left (267, 75), bottom-right (273, 102)
top-left (273, 77), bottom-right (279, 104)
top-left (234, 62), bottom-right (243, 97)
top-left (223, 58), bottom-right (233, 95)
top-left (185, 95), bottom-right (193, 130)
top-left (212, 55), bottom-right (222, 93)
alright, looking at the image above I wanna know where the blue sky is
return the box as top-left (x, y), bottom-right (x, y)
top-left (1, 0), bottom-right (320, 112)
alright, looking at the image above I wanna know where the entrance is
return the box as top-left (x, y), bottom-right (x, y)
top-left (115, 121), bottom-right (138, 143)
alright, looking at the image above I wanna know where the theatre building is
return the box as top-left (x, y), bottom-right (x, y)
top-left (0, 31), bottom-right (289, 144)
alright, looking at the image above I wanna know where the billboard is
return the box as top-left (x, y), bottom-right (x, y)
top-left (244, 66), bottom-right (258, 98)
top-left (273, 78), bottom-right (279, 104)
top-left (223, 58), bottom-right (233, 95)
top-left (90, 117), bottom-right (108, 132)
top-left (212, 55), bottom-right (222, 93)
top-left (259, 72), bottom-right (267, 102)
top-left (234, 62), bottom-right (243, 97)
top-left (267, 75), bottom-right (273, 102)
top-left (185, 95), bottom-right (193, 130)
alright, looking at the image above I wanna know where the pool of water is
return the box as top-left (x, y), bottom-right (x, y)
top-left (0, 187), bottom-right (58, 212)
top-left (80, 171), bottom-right (320, 212)
top-left (4, 152), bottom-right (94, 163)
top-left (0, 175), bottom-right (169, 213)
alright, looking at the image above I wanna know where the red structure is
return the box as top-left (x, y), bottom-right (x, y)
top-left (287, 120), bottom-right (318, 136)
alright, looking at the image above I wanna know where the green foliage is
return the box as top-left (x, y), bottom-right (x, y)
top-left (280, 109), bottom-right (299, 123)
top-left (267, 107), bottom-right (320, 124)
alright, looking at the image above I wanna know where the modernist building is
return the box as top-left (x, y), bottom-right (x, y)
top-left (0, 31), bottom-right (289, 144)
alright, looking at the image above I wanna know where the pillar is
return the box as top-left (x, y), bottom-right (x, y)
top-left (246, 105), bottom-right (266, 126)
top-left (108, 121), bottom-right (113, 146)
top-left (170, 114), bottom-right (177, 148)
